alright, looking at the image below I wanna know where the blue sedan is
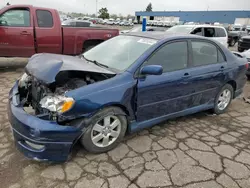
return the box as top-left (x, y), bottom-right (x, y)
top-left (8, 32), bottom-right (248, 162)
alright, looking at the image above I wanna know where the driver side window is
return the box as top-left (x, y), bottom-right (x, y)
top-left (191, 27), bottom-right (203, 36)
top-left (0, 9), bottom-right (30, 27)
top-left (144, 41), bottom-right (188, 73)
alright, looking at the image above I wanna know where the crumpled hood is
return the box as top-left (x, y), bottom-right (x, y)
top-left (26, 53), bottom-right (115, 84)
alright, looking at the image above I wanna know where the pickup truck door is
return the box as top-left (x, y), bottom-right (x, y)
top-left (0, 8), bottom-right (35, 57)
top-left (33, 8), bottom-right (62, 54)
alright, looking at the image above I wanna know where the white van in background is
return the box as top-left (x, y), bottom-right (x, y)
top-left (167, 25), bottom-right (228, 47)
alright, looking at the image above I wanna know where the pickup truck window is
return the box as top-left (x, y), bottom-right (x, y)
top-left (36, 10), bottom-right (53, 28)
top-left (0, 9), bottom-right (30, 27)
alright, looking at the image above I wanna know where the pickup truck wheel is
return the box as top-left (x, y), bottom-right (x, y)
top-left (213, 84), bottom-right (233, 115)
top-left (84, 45), bottom-right (95, 52)
top-left (80, 107), bottom-right (127, 153)
top-left (238, 47), bottom-right (244, 52)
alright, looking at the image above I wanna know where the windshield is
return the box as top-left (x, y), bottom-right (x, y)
top-left (167, 25), bottom-right (194, 33)
top-left (83, 35), bottom-right (157, 71)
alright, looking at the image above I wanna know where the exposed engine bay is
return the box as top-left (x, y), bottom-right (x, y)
top-left (19, 70), bottom-right (114, 121)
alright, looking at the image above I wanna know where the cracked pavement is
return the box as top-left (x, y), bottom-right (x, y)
top-left (1, 70), bottom-right (250, 188)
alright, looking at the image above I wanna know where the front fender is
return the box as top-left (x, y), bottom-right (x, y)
top-left (61, 73), bottom-right (137, 122)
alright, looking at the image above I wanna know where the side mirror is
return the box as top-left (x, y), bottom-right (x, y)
top-left (140, 65), bottom-right (163, 76)
top-left (0, 20), bottom-right (7, 26)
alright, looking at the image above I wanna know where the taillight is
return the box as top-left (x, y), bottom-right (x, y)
top-left (246, 63), bottom-right (249, 70)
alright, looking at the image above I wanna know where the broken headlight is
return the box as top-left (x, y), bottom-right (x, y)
top-left (39, 95), bottom-right (75, 113)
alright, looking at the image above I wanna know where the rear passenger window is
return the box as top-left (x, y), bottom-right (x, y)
top-left (36, 10), bottom-right (53, 27)
top-left (204, 28), bottom-right (215, 37)
top-left (145, 41), bottom-right (188, 72)
top-left (215, 28), bottom-right (226, 37)
top-left (191, 41), bottom-right (225, 66)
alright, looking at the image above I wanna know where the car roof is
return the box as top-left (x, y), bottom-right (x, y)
top-left (125, 31), bottom-right (207, 40)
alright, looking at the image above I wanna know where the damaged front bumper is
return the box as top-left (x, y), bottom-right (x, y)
top-left (8, 81), bottom-right (82, 162)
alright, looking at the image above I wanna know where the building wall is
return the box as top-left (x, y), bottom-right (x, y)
top-left (135, 11), bottom-right (250, 24)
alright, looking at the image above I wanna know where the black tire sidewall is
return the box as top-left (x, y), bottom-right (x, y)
top-left (230, 39), bottom-right (236, 47)
top-left (214, 84), bottom-right (234, 114)
top-left (80, 107), bottom-right (127, 153)
top-left (238, 47), bottom-right (244, 52)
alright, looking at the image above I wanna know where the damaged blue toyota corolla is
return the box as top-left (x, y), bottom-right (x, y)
top-left (8, 33), bottom-right (248, 162)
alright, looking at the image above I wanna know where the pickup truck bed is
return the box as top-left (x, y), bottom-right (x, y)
top-left (0, 5), bottom-right (119, 57)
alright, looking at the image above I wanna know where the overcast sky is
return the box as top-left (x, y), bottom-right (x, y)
top-left (1, 0), bottom-right (250, 15)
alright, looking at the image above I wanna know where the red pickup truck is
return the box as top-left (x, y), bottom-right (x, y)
top-left (0, 5), bottom-right (119, 57)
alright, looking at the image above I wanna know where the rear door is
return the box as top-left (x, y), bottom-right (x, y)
top-left (187, 40), bottom-right (228, 106)
top-left (34, 9), bottom-right (62, 54)
top-left (214, 27), bottom-right (228, 47)
top-left (0, 8), bottom-right (35, 57)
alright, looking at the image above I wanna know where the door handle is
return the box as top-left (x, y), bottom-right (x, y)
top-left (20, 31), bottom-right (31, 36)
top-left (182, 72), bottom-right (191, 78)
top-left (220, 66), bottom-right (225, 71)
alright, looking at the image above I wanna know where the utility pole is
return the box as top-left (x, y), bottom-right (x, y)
top-left (96, 0), bottom-right (98, 17)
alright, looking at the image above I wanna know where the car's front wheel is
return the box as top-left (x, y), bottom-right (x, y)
top-left (213, 84), bottom-right (233, 114)
top-left (80, 107), bottom-right (127, 153)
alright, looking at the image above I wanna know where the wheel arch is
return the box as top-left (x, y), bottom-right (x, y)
top-left (226, 80), bottom-right (237, 97)
top-left (82, 39), bottom-right (104, 52)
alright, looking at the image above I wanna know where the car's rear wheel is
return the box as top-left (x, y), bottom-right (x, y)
top-left (213, 84), bottom-right (233, 114)
top-left (80, 107), bottom-right (127, 153)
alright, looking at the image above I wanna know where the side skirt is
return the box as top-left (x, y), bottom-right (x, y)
top-left (129, 104), bottom-right (214, 133)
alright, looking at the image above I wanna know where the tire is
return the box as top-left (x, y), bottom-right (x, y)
top-left (229, 38), bottom-right (236, 47)
top-left (238, 47), bottom-right (244, 52)
top-left (213, 84), bottom-right (234, 115)
top-left (80, 107), bottom-right (127, 153)
top-left (84, 45), bottom-right (95, 52)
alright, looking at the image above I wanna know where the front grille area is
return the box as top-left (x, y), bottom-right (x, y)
top-left (242, 38), bottom-right (250, 43)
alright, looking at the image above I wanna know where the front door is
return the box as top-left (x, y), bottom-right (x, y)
top-left (136, 40), bottom-right (195, 122)
top-left (0, 8), bottom-right (35, 57)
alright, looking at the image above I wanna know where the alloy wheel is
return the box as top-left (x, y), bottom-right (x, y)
top-left (91, 115), bottom-right (121, 148)
top-left (217, 89), bottom-right (232, 111)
